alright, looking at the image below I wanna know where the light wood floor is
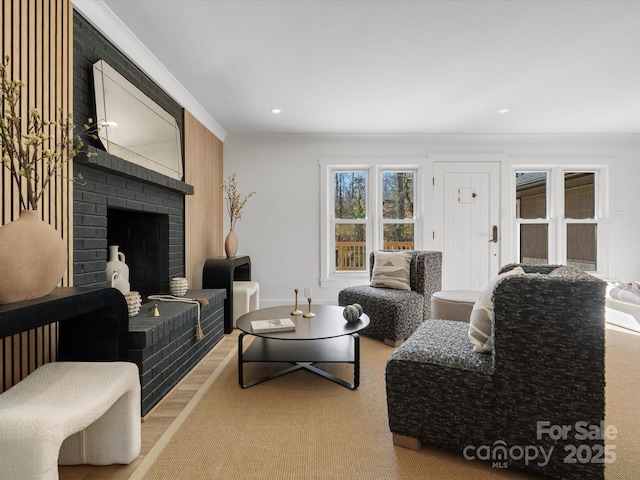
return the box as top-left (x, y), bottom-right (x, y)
top-left (58, 329), bottom-right (240, 480)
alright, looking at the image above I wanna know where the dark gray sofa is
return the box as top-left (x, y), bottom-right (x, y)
top-left (385, 264), bottom-right (606, 480)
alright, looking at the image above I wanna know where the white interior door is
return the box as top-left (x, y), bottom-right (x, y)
top-left (433, 162), bottom-right (501, 290)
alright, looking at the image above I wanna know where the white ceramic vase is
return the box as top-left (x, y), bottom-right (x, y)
top-left (109, 270), bottom-right (131, 294)
top-left (106, 245), bottom-right (130, 294)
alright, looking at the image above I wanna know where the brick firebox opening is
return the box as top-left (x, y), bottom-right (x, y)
top-left (107, 208), bottom-right (170, 299)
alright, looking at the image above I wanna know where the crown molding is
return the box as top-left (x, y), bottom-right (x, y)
top-left (225, 132), bottom-right (640, 145)
top-left (73, 0), bottom-right (227, 141)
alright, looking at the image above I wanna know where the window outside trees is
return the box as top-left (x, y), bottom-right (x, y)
top-left (382, 171), bottom-right (414, 250)
top-left (332, 169), bottom-right (416, 273)
top-left (334, 171), bottom-right (367, 271)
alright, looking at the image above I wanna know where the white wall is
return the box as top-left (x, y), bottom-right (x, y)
top-left (224, 134), bottom-right (640, 306)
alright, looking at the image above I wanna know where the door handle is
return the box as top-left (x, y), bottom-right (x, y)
top-left (488, 225), bottom-right (498, 243)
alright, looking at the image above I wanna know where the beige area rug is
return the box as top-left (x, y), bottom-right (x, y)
top-left (132, 328), bottom-right (639, 480)
top-left (604, 327), bottom-right (640, 480)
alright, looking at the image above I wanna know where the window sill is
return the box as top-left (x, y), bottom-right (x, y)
top-left (320, 274), bottom-right (369, 289)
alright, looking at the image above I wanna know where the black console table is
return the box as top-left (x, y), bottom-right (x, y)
top-left (0, 286), bottom-right (129, 361)
top-left (202, 256), bottom-right (251, 333)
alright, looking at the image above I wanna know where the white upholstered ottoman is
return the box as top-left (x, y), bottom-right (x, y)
top-left (0, 361), bottom-right (141, 480)
top-left (431, 290), bottom-right (481, 323)
top-left (233, 280), bottom-right (260, 328)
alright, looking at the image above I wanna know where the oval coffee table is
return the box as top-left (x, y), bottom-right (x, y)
top-left (236, 305), bottom-right (370, 389)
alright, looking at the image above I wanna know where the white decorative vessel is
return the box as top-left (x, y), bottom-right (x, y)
top-left (124, 291), bottom-right (142, 317)
top-left (106, 245), bottom-right (130, 294)
top-left (109, 270), bottom-right (130, 294)
top-left (170, 277), bottom-right (188, 296)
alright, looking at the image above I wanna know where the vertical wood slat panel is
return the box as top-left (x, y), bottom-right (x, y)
top-left (1, 0), bottom-right (8, 224)
top-left (0, 0), bottom-right (72, 392)
top-left (184, 110), bottom-right (224, 289)
top-left (11, 0), bottom-right (27, 214)
top-left (1, 339), bottom-right (5, 391)
top-left (29, 0), bottom-right (39, 224)
top-left (12, 335), bottom-right (20, 384)
top-left (54, 0), bottom-right (62, 264)
top-left (64, 0), bottom-right (73, 285)
top-left (42, 0), bottom-right (51, 249)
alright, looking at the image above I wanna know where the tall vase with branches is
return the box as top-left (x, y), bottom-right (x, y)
top-left (0, 55), bottom-right (96, 304)
top-left (1, 55), bottom-right (93, 211)
top-left (221, 173), bottom-right (255, 257)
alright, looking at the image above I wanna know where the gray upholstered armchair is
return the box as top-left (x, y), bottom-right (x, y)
top-left (338, 250), bottom-right (442, 346)
top-left (385, 264), bottom-right (606, 480)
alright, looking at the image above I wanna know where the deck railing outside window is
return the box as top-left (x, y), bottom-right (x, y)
top-left (335, 242), bottom-right (414, 271)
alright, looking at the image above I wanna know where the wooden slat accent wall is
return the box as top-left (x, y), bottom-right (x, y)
top-left (0, 0), bottom-right (73, 392)
top-left (184, 111), bottom-right (224, 289)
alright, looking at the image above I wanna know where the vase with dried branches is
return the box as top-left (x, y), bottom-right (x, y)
top-left (0, 55), bottom-right (96, 304)
top-left (221, 173), bottom-right (255, 257)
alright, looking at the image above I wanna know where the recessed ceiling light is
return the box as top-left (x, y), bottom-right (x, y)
top-left (99, 120), bottom-right (119, 127)
top-left (270, 108), bottom-right (281, 114)
top-left (498, 108), bottom-right (510, 114)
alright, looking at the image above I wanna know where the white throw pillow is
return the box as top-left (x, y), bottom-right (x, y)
top-left (468, 266), bottom-right (525, 353)
top-left (370, 251), bottom-right (412, 290)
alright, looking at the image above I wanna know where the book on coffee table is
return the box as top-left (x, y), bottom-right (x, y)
top-left (251, 318), bottom-right (296, 333)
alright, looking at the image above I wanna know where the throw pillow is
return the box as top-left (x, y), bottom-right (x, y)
top-left (548, 264), bottom-right (591, 279)
top-left (370, 251), bottom-right (412, 290)
top-left (468, 266), bottom-right (525, 353)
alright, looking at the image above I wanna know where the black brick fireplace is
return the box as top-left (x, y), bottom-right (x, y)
top-left (73, 150), bottom-right (191, 295)
top-left (73, 10), bottom-right (191, 294)
top-left (70, 11), bottom-right (225, 416)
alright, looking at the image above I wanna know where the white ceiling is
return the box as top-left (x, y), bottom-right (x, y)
top-left (89, 0), bottom-right (640, 136)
